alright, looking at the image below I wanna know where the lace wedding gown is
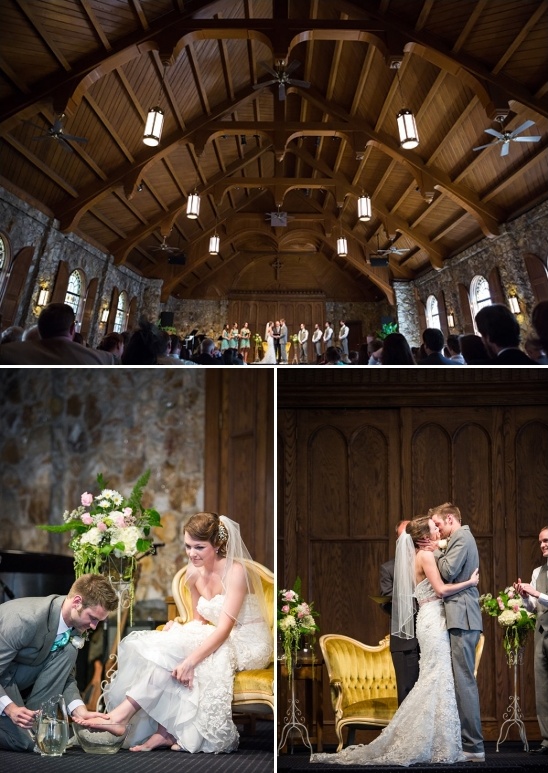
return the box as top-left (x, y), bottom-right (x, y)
top-left (262, 334), bottom-right (277, 364)
top-left (104, 594), bottom-right (273, 753)
top-left (312, 579), bottom-right (465, 767)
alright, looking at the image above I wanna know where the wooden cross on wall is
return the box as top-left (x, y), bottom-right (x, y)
top-left (271, 257), bottom-right (283, 280)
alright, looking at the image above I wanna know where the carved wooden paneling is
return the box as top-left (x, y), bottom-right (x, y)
top-left (411, 423), bottom-right (452, 514)
top-left (308, 425), bottom-right (349, 539)
top-left (453, 424), bottom-right (493, 535)
top-left (350, 425), bottom-right (391, 538)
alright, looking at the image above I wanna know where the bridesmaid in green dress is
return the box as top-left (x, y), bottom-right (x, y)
top-left (229, 323), bottom-right (239, 349)
top-left (239, 322), bottom-right (251, 362)
top-left (221, 323), bottom-right (230, 351)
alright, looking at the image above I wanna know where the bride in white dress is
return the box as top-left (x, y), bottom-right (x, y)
top-left (261, 321), bottom-right (277, 364)
top-left (312, 516), bottom-right (479, 767)
top-left (76, 514), bottom-right (272, 753)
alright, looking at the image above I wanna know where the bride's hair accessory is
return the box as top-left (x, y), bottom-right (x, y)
top-left (217, 519), bottom-right (228, 543)
top-left (391, 529), bottom-right (416, 640)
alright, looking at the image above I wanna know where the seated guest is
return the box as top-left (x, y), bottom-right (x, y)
top-left (446, 334), bottom-right (465, 364)
top-left (0, 304), bottom-right (115, 365)
top-left (418, 328), bottom-right (461, 365)
top-left (367, 338), bottom-right (383, 365)
top-left (459, 334), bottom-right (491, 365)
top-left (324, 346), bottom-right (345, 365)
top-left (532, 300), bottom-right (548, 355)
top-left (222, 348), bottom-right (244, 365)
top-left (348, 350), bottom-right (359, 364)
top-left (22, 325), bottom-right (40, 342)
top-left (380, 332), bottom-right (416, 365)
top-left (0, 326), bottom-right (24, 345)
top-left (122, 319), bottom-right (165, 365)
top-left (192, 337), bottom-right (222, 365)
top-left (475, 304), bottom-right (537, 364)
top-left (98, 332), bottom-right (124, 363)
top-left (524, 332), bottom-right (548, 364)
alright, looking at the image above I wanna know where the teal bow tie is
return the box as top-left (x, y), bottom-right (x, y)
top-left (50, 630), bottom-right (71, 652)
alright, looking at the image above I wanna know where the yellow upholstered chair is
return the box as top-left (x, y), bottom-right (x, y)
top-left (171, 560), bottom-right (275, 715)
top-left (320, 634), bottom-right (397, 751)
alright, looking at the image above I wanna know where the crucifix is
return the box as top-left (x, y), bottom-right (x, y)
top-left (271, 257), bottom-right (283, 280)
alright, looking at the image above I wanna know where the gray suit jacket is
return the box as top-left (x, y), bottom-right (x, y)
top-left (436, 525), bottom-right (482, 631)
top-left (0, 595), bottom-right (81, 706)
top-left (279, 324), bottom-right (288, 344)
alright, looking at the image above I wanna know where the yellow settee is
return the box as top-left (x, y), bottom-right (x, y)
top-left (170, 560), bottom-right (275, 715)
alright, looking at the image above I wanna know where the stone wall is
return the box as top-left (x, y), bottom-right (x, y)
top-left (162, 297), bottom-right (229, 341)
top-left (325, 299), bottom-right (395, 341)
top-left (0, 370), bottom-right (206, 618)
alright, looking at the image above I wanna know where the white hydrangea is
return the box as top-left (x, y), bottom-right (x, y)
top-left (80, 527), bottom-right (103, 547)
top-left (499, 608), bottom-right (519, 626)
top-left (279, 615), bottom-right (297, 630)
top-left (110, 525), bottom-right (144, 556)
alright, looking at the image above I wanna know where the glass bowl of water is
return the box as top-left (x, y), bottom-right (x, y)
top-left (72, 723), bottom-right (131, 754)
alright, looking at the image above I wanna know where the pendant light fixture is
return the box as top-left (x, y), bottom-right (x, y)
top-left (143, 62), bottom-right (168, 147)
top-left (337, 212), bottom-right (348, 257)
top-left (394, 61), bottom-right (419, 150)
top-left (357, 193), bottom-right (372, 222)
top-left (186, 189), bottom-right (200, 219)
top-left (209, 227), bottom-right (220, 255)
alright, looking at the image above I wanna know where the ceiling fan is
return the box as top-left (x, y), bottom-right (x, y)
top-left (253, 60), bottom-right (310, 101)
top-left (473, 118), bottom-right (541, 157)
top-left (371, 234), bottom-right (409, 256)
top-left (150, 235), bottom-right (186, 257)
top-left (28, 115), bottom-right (88, 153)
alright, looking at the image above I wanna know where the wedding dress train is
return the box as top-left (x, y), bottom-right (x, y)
top-left (104, 593), bottom-right (272, 753)
top-left (311, 579), bottom-right (465, 767)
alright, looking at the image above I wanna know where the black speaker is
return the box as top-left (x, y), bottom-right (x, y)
top-left (168, 253), bottom-right (186, 265)
top-left (160, 312), bottom-right (174, 327)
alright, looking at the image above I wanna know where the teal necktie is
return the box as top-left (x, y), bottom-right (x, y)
top-left (50, 630), bottom-right (71, 652)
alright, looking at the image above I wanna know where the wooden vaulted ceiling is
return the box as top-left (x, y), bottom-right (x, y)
top-left (1, 0), bottom-right (547, 305)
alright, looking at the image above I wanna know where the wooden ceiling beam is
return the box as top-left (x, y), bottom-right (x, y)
top-left (1, 135), bottom-right (78, 197)
top-left (80, 0), bottom-right (112, 51)
top-left (14, 0), bottom-right (71, 72)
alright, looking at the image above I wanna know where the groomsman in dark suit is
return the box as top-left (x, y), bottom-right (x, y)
top-left (379, 520), bottom-right (420, 705)
top-left (0, 575), bottom-right (118, 751)
top-left (515, 526), bottom-right (548, 755)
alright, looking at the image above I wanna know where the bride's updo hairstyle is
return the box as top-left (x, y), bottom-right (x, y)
top-left (406, 516), bottom-right (431, 547)
top-left (184, 512), bottom-right (228, 557)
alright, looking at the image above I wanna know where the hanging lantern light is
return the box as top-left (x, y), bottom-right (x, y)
top-left (209, 233), bottom-right (220, 255)
top-left (357, 194), bottom-right (372, 222)
top-left (143, 106), bottom-right (164, 146)
top-left (337, 236), bottom-right (348, 257)
top-left (186, 192), bottom-right (200, 219)
top-left (397, 108), bottom-right (419, 149)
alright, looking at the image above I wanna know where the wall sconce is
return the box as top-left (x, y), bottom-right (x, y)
top-left (447, 311), bottom-right (455, 328)
top-left (37, 285), bottom-right (49, 307)
top-left (186, 191), bottom-right (200, 219)
top-left (393, 61), bottom-right (419, 150)
top-left (143, 63), bottom-right (168, 147)
top-left (508, 295), bottom-right (520, 314)
top-left (209, 231), bottom-right (220, 255)
top-left (101, 307), bottom-right (109, 323)
top-left (357, 194), bottom-right (372, 222)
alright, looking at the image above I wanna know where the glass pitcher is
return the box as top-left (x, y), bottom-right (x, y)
top-left (35, 695), bottom-right (69, 757)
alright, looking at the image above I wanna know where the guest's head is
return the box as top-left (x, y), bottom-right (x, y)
top-left (459, 334), bottom-right (490, 364)
top-left (367, 338), bottom-right (383, 356)
top-left (184, 512), bottom-right (228, 557)
top-left (532, 300), bottom-right (548, 352)
top-left (1, 326), bottom-right (24, 344)
top-left (121, 318), bottom-right (165, 365)
top-left (98, 332), bottom-right (124, 357)
top-left (169, 334), bottom-right (182, 357)
top-left (446, 335), bottom-right (461, 357)
top-left (223, 348), bottom-right (242, 364)
top-left (475, 304), bottom-right (520, 355)
top-left (422, 327), bottom-right (445, 354)
top-left (524, 332), bottom-right (546, 363)
top-left (22, 325), bottom-right (40, 342)
top-left (38, 303), bottom-right (75, 340)
top-left (348, 350), bottom-right (359, 364)
top-left (199, 337), bottom-right (215, 355)
top-left (158, 330), bottom-right (171, 356)
top-left (380, 332), bottom-right (415, 365)
top-left (325, 346), bottom-right (342, 364)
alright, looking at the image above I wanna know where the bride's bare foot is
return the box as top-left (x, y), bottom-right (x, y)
top-left (130, 729), bottom-right (176, 752)
top-left (77, 717), bottom-right (127, 736)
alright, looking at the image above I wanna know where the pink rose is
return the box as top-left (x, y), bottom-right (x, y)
top-left (283, 590), bottom-right (297, 601)
top-left (282, 604), bottom-right (290, 613)
top-left (81, 514), bottom-right (93, 525)
top-left (507, 589), bottom-right (515, 598)
top-left (115, 515), bottom-right (126, 528)
top-left (81, 492), bottom-right (93, 507)
top-left (497, 597), bottom-right (505, 611)
top-left (123, 507), bottom-right (133, 518)
top-left (512, 604), bottom-right (520, 613)
top-left (97, 521), bottom-right (107, 532)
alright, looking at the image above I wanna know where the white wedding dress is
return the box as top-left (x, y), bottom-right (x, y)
top-left (262, 334), bottom-right (277, 364)
top-left (312, 579), bottom-right (465, 767)
top-left (104, 593), bottom-right (273, 753)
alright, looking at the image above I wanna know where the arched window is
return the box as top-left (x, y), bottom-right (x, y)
top-left (470, 275), bottom-right (492, 332)
top-left (0, 233), bottom-right (6, 273)
top-left (64, 269), bottom-right (85, 329)
top-left (425, 295), bottom-right (441, 329)
top-left (113, 291), bottom-right (128, 333)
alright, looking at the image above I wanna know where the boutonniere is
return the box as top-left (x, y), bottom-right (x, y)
top-left (438, 539), bottom-right (448, 552)
top-left (71, 632), bottom-right (88, 649)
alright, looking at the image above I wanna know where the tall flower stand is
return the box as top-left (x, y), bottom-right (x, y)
top-left (496, 647), bottom-right (529, 752)
top-left (277, 658), bottom-right (313, 755)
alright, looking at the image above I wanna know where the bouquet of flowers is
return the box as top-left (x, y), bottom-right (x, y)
top-left (252, 332), bottom-right (263, 345)
top-left (479, 586), bottom-right (536, 660)
top-left (38, 471), bottom-right (162, 619)
top-left (290, 334), bottom-right (299, 344)
top-left (278, 577), bottom-right (320, 674)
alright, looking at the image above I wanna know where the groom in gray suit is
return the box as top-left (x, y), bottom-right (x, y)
top-left (279, 319), bottom-right (288, 363)
top-left (0, 574), bottom-right (118, 751)
top-left (429, 502), bottom-right (484, 762)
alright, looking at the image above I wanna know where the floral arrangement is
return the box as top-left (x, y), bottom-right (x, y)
top-left (479, 586), bottom-right (536, 659)
top-left (38, 471), bottom-right (162, 620)
top-left (290, 333), bottom-right (299, 344)
top-left (376, 321), bottom-right (398, 340)
top-left (278, 577), bottom-right (319, 674)
top-left (252, 332), bottom-right (263, 345)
